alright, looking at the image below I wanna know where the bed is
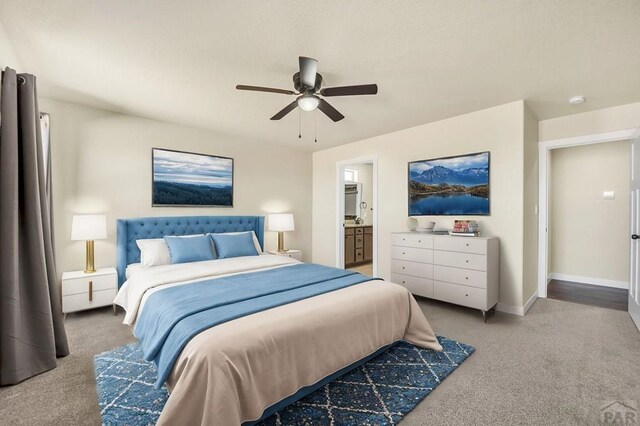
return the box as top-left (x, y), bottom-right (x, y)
top-left (113, 215), bottom-right (441, 425)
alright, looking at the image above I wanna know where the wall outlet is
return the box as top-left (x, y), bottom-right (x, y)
top-left (603, 191), bottom-right (615, 200)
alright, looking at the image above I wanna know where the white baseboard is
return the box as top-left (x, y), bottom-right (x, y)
top-left (495, 303), bottom-right (523, 316)
top-left (548, 273), bottom-right (629, 290)
top-left (495, 291), bottom-right (538, 316)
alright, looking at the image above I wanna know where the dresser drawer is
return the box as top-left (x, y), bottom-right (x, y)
top-left (355, 234), bottom-right (364, 248)
top-left (391, 246), bottom-right (433, 263)
top-left (355, 248), bottom-right (364, 262)
top-left (391, 273), bottom-right (434, 298)
top-left (391, 234), bottom-right (433, 249)
top-left (355, 227), bottom-right (364, 235)
top-left (434, 265), bottom-right (487, 288)
top-left (434, 237), bottom-right (487, 255)
top-left (391, 259), bottom-right (433, 279)
top-left (62, 288), bottom-right (117, 313)
top-left (62, 274), bottom-right (116, 296)
top-left (433, 250), bottom-right (486, 271)
top-left (345, 228), bottom-right (355, 235)
top-left (433, 281), bottom-right (486, 310)
top-left (364, 226), bottom-right (373, 234)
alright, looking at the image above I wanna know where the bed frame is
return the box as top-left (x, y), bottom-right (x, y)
top-left (115, 215), bottom-right (265, 286)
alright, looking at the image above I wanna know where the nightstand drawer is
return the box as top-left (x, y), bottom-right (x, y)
top-left (62, 288), bottom-right (116, 313)
top-left (267, 250), bottom-right (302, 261)
top-left (62, 274), bottom-right (116, 296)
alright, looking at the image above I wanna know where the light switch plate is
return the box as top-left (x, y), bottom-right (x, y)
top-left (603, 191), bottom-right (615, 200)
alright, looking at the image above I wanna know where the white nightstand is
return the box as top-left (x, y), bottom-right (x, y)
top-left (62, 267), bottom-right (118, 316)
top-left (267, 250), bottom-right (302, 261)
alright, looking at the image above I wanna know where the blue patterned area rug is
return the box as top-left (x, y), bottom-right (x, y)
top-left (94, 336), bottom-right (474, 425)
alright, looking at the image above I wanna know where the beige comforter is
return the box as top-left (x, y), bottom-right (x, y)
top-left (115, 256), bottom-right (441, 425)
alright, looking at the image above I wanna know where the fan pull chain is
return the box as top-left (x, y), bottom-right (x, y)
top-left (314, 112), bottom-right (318, 143)
top-left (298, 108), bottom-right (302, 139)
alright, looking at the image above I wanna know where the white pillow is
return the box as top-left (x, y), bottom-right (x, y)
top-left (136, 238), bottom-right (171, 267)
top-left (136, 234), bottom-right (204, 267)
top-left (208, 231), bottom-right (263, 255)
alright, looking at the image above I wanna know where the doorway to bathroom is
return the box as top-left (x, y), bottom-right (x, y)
top-left (336, 156), bottom-right (378, 277)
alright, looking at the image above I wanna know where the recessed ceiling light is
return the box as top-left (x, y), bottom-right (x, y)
top-left (569, 96), bottom-right (586, 105)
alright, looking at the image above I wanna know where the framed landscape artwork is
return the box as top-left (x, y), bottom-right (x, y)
top-left (408, 151), bottom-right (490, 216)
top-left (152, 148), bottom-right (234, 207)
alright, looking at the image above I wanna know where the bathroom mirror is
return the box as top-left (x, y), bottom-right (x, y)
top-left (344, 183), bottom-right (362, 220)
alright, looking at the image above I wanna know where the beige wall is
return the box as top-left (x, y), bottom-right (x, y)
top-left (550, 141), bottom-right (630, 283)
top-left (522, 104), bottom-right (539, 304)
top-left (41, 98), bottom-right (313, 277)
top-left (539, 102), bottom-right (640, 142)
top-left (0, 19), bottom-right (19, 70)
top-left (345, 164), bottom-right (374, 226)
top-left (313, 101), bottom-right (527, 308)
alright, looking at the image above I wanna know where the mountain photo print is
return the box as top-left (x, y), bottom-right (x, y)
top-left (152, 148), bottom-right (233, 207)
top-left (408, 152), bottom-right (489, 215)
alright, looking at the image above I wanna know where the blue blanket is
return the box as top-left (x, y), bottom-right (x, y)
top-left (133, 263), bottom-right (379, 388)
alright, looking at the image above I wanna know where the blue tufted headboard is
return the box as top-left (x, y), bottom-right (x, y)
top-left (116, 215), bottom-right (265, 286)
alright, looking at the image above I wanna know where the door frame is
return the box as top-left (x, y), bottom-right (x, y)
top-left (537, 128), bottom-right (638, 298)
top-left (336, 155), bottom-right (379, 275)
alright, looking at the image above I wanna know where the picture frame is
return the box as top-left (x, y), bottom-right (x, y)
top-left (152, 147), bottom-right (234, 207)
top-left (408, 151), bottom-right (490, 216)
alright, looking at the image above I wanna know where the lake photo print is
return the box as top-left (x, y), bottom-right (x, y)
top-left (408, 151), bottom-right (489, 215)
top-left (152, 148), bottom-right (233, 207)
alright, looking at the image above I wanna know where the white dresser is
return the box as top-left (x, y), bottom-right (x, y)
top-left (390, 232), bottom-right (499, 322)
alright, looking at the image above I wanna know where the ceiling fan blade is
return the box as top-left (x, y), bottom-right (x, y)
top-left (320, 84), bottom-right (378, 97)
top-left (236, 85), bottom-right (295, 95)
top-left (270, 101), bottom-right (298, 120)
top-left (299, 56), bottom-right (318, 89)
top-left (318, 99), bottom-right (345, 122)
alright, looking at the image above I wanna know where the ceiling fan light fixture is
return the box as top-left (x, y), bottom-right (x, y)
top-left (297, 94), bottom-right (320, 112)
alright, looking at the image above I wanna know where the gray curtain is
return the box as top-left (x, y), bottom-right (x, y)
top-left (0, 67), bottom-right (69, 385)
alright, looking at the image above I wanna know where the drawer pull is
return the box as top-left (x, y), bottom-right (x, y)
top-left (465, 294), bottom-right (468, 297)
top-left (89, 281), bottom-right (93, 302)
top-left (402, 238), bottom-right (406, 241)
top-left (466, 276), bottom-right (469, 280)
top-left (402, 281), bottom-right (406, 284)
top-left (403, 252), bottom-right (406, 255)
top-left (402, 266), bottom-right (405, 270)
top-left (418, 240), bottom-right (422, 243)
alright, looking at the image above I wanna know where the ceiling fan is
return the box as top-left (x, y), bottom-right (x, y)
top-left (236, 56), bottom-right (378, 122)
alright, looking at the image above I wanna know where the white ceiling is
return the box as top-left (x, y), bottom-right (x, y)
top-left (1, 1), bottom-right (639, 151)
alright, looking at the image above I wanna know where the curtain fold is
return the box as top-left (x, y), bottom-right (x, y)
top-left (0, 67), bottom-right (69, 386)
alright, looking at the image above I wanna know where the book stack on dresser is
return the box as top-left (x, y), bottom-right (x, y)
top-left (390, 232), bottom-right (499, 322)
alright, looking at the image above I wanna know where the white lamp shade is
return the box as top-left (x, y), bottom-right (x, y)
top-left (268, 213), bottom-right (295, 232)
top-left (71, 215), bottom-right (107, 241)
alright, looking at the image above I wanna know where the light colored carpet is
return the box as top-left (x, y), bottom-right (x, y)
top-left (1, 297), bottom-right (639, 425)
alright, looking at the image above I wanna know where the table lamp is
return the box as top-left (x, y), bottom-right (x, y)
top-left (71, 215), bottom-right (107, 273)
top-left (268, 213), bottom-right (294, 253)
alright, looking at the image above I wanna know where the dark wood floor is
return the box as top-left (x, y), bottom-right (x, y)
top-left (547, 279), bottom-right (628, 311)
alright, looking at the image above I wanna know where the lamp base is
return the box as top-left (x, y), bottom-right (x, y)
top-left (84, 240), bottom-right (96, 273)
top-left (276, 232), bottom-right (287, 253)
